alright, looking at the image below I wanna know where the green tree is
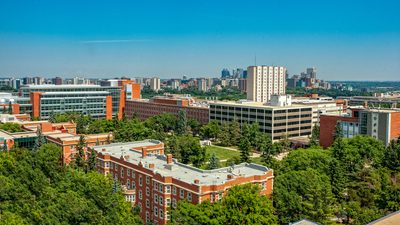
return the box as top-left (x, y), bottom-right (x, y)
top-left (310, 124), bottom-right (320, 147)
top-left (334, 122), bottom-right (343, 142)
top-left (75, 135), bottom-right (86, 169)
top-left (176, 110), bottom-right (188, 135)
top-left (169, 184), bottom-right (277, 225)
top-left (229, 120), bottom-right (241, 146)
top-left (199, 121), bottom-right (220, 140)
top-left (166, 135), bottom-right (206, 167)
top-left (383, 139), bottom-right (400, 172)
top-left (33, 126), bottom-right (46, 151)
top-left (208, 153), bottom-right (220, 169)
top-left (87, 148), bottom-right (97, 171)
top-left (0, 122), bottom-right (23, 133)
top-left (2, 140), bottom-right (7, 152)
top-left (274, 169), bottom-right (335, 224)
top-left (239, 138), bottom-right (251, 163)
top-left (48, 111), bottom-right (56, 123)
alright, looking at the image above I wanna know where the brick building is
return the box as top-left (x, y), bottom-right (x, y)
top-left (125, 94), bottom-right (209, 124)
top-left (319, 108), bottom-right (400, 148)
top-left (93, 141), bottom-right (274, 225)
top-left (47, 132), bottom-right (113, 164)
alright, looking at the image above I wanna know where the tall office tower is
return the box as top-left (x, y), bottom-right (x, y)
top-left (221, 68), bottom-right (230, 78)
top-left (307, 67), bottom-right (317, 79)
top-left (150, 77), bottom-right (161, 91)
top-left (246, 66), bottom-right (286, 102)
top-left (52, 77), bottom-right (63, 85)
top-left (197, 78), bottom-right (207, 92)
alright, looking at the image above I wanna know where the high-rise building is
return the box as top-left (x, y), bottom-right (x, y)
top-left (307, 67), bottom-right (317, 79)
top-left (246, 66), bottom-right (286, 102)
top-left (197, 78), bottom-right (207, 92)
top-left (221, 68), bottom-right (230, 78)
top-left (52, 77), bottom-right (63, 85)
top-left (150, 77), bottom-right (161, 91)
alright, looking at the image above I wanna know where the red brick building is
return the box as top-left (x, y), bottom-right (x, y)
top-left (93, 141), bottom-right (274, 225)
top-left (125, 94), bottom-right (209, 124)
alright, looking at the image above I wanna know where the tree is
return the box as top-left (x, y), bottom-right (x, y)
top-left (87, 148), bottom-right (97, 171)
top-left (33, 125), bottom-right (46, 151)
top-left (208, 153), bottom-right (220, 169)
top-left (333, 122), bottom-right (343, 142)
top-left (166, 135), bottom-right (207, 167)
top-left (0, 144), bottom-right (143, 224)
top-left (256, 133), bottom-right (273, 162)
top-left (310, 124), bottom-right (320, 147)
top-left (48, 111), bottom-right (56, 123)
top-left (169, 184), bottom-right (277, 225)
top-left (176, 110), bottom-right (188, 135)
top-left (0, 122), bottom-right (23, 133)
top-left (239, 138), bottom-right (251, 163)
top-left (274, 169), bottom-right (335, 224)
top-left (229, 120), bottom-right (241, 146)
top-left (383, 139), bottom-right (400, 172)
top-left (75, 135), bottom-right (86, 169)
top-left (2, 140), bottom-right (7, 152)
top-left (199, 121), bottom-right (220, 140)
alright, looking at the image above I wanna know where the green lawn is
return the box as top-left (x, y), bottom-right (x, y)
top-left (205, 145), bottom-right (240, 160)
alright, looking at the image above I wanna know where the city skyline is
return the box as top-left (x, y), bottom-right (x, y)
top-left (0, 0), bottom-right (399, 80)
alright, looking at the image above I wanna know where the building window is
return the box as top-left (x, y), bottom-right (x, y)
top-left (154, 206), bottom-right (158, 217)
top-left (180, 189), bottom-right (185, 199)
top-left (146, 187), bottom-right (150, 196)
top-left (146, 211), bottom-right (150, 223)
top-left (154, 194), bottom-right (158, 204)
top-left (146, 199), bottom-right (150, 208)
top-left (172, 198), bottom-right (177, 208)
top-left (159, 196), bottom-right (163, 205)
top-left (139, 176), bottom-right (142, 187)
top-left (166, 185), bottom-right (171, 193)
top-left (127, 169), bottom-right (131, 177)
top-left (261, 181), bottom-right (266, 190)
top-left (127, 180), bottom-right (131, 189)
top-left (160, 209), bottom-right (164, 219)
top-left (138, 202), bottom-right (142, 212)
top-left (159, 184), bottom-right (163, 193)
top-left (166, 198), bottom-right (171, 206)
top-left (139, 190), bottom-right (142, 200)
top-left (154, 181), bottom-right (158, 191)
top-left (120, 168), bottom-right (124, 178)
top-left (187, 192), bottom-right (192, 202)
top-left (146, 176), bottom-right (150, 185)
top-left (172, 186), bottom-right (176, 195)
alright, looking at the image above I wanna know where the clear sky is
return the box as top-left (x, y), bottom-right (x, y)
top-left (0, 0), bottom-right (399, 80)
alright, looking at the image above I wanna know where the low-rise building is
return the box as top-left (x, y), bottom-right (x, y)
top-left (125, 94), bottom-right (209, 124)
top-left (93, 141), bottom-right (273, 225)
top-left (209, 100), bottom-right (313, 140)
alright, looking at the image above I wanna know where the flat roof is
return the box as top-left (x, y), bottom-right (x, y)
top-left (93, 141), bottom-right (271, 186)
top-left (21, 84), bottom-right (101, 88)
top-left (41, 91), bottom-right (109, 95)
top-left (209, 101), bottom-right (312, 110)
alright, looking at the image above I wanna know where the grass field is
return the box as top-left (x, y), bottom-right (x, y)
top-left (205, 145), bottom-right (240, 160)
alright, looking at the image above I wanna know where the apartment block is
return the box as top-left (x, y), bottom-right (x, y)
top-left (93, 141), bottom-right (273, 225)
top-left (125, 94), bottom-right (209, 124)
top-left (209, 100), bottom-right (313, 140)
top-left (246, 66), bottom-right (286, 102)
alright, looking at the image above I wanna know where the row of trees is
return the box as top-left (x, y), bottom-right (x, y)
top-left (0, 144), bottom-right (143, 224)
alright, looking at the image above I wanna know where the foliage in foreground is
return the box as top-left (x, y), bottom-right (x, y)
top-left (168, 183), bottom-right (277, 225)
top-left (0, 144), bottom-right (143, 225)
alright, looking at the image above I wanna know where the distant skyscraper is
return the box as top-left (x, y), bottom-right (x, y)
top-left (197, 78), bottom-right (207, 92)
top-left (221, 68), bottom-right (230, 78)
top-left (246, 66), bottom-right (286, 102)
top-left (150, 77), bottom-right (161, 91)
top-left (171, 80), bottom-right (180, 89)
top-left (307, 67), bottom-right (317, 79)
top-left (52, 77), bottom-right (63, 85)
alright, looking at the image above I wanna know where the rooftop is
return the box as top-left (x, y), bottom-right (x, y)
top-left (93, 141), bottom-right (271, 186)
top-left (21, 84), bottom-right (102, 89)
top-left (210, 100), bottom-right (312, 109)
top-left (367, 210), bottom-right (400, 225)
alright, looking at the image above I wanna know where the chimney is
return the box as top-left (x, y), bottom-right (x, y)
top-left (102, 148), bottom-right (106, 152)
top-left (194, 179), bottom-right (199, 184)
top-left (149, 163), bottom-right (155, 169)
top-left (166, 154), bottom-right (173, 164)
top-left (142, 148), bottom-right (147, 158)
top-left (227, 174), bottom-right (233, 180)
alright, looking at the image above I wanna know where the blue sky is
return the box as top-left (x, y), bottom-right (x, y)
top-left (0, 0), bottom-right (399, 80)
